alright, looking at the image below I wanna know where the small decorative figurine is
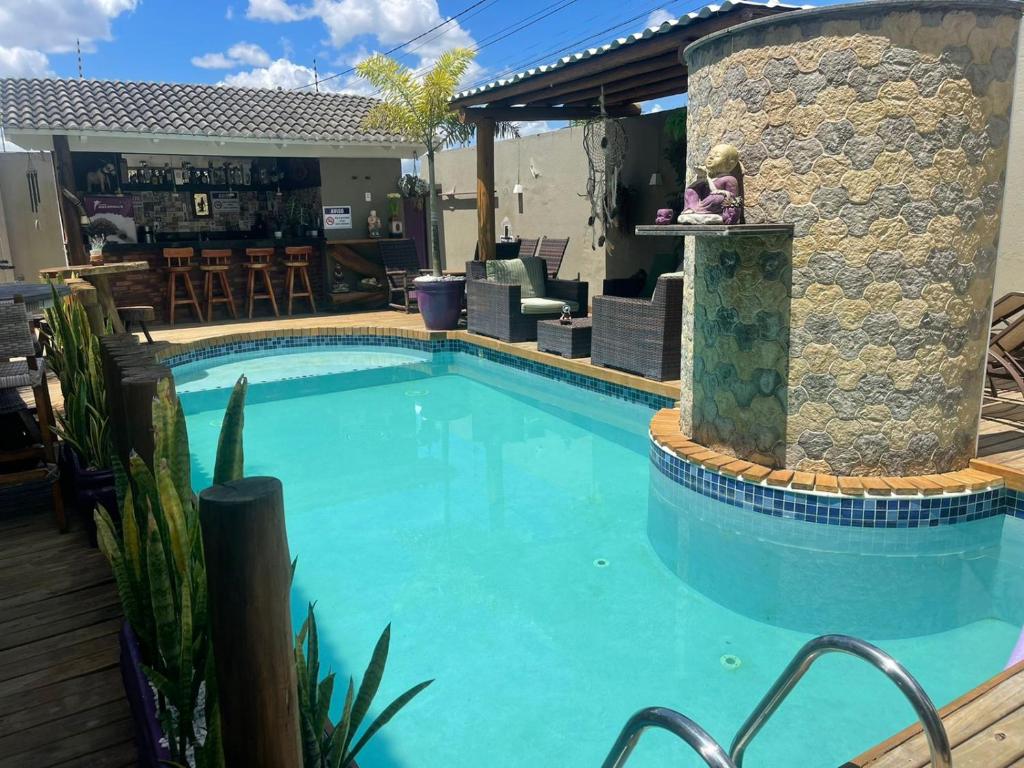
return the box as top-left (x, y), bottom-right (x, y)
top-left (367, 209), bottom-right (382, 238)
top-left (358, 276), bottom-right (382, 291)
top-left (677, 144), bottom-right (744, 225)
top-left (332, 265), bottom-right (350, 293)
top-left (655, 208), bottom-right (675, 225)
top-left (559, 305), bottom-right (572, 325)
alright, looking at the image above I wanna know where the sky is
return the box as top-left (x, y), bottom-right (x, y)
top-left (0, 0), bottom-right (725, 141)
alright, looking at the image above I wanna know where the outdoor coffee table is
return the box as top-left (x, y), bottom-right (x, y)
top-left (537, 317), bottom-right (592, 358)
top-left (39, 261), bottom-right (149, 333)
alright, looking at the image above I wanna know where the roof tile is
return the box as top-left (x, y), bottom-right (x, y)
top-left (0, 77), bottom-right (407, 145)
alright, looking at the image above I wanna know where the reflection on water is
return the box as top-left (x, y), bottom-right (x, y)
top-left (648, 464), bottom-right (1024, 639)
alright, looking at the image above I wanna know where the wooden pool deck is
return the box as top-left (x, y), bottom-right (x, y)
top-left (846, 659), bottom-right (1024, 768)
top-left (0, 510), bottom-right (134, 767)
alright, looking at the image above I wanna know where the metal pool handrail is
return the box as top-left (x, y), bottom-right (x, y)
top-left (601, 706), bottom-right (737, 768)
top-left (729, 634), bottom-right (952, 768)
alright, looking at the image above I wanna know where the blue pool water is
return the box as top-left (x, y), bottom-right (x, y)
top-left (177, 347), bottom-right (1024, 767)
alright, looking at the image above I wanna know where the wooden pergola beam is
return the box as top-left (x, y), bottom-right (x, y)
top-left (602, 77), bottom-right (690, 105)
top-left (476, 119), bottom-right (496, 261)
top-left (497, 52), bottom-right (681, 107)
top-left (560, 70), bottom-right (685, 107)
top-left (460, 104), bottom-right (640, 123)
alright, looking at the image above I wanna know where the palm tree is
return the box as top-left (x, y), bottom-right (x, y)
top-left (357, 48), bottom-right (511, 277)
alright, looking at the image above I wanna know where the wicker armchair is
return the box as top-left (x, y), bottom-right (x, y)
top-left (591, 273), bottom-right (684, 381)
top-left (466, 257), bottom-right (588, 342)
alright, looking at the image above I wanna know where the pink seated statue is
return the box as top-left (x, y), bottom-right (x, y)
top-left (678, 144), bottom-right (744, 225)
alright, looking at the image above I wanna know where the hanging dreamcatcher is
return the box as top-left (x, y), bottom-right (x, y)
top-left (582, 89), bottom-right (628, 249)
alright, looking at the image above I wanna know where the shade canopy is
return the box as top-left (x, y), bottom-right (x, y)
top-left (451, 0), bottom-right (804, 122)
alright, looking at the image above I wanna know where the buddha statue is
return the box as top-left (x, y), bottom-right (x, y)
top-left (677, 144), bottom-right (744, 225)
top-left (367, 209), bottom-right (382, 238)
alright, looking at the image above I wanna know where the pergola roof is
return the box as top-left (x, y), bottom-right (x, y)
top-left (452, 0), bottom-right (806, 121)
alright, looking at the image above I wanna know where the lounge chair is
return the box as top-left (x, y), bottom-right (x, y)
top-left (379, 239), bottom-right (421, 312)
top-left (466, 256), bottom-right (588, 342)
top-left (591, 273), bottom-right (684, 381)
top-left (987, 313), bottom-right (1024, 397)
top-left (992, 291), bottom-right (1024, 330)
top-left (517, 237), bottom-right (540, 259)
top-left (538, 237), bottom-right (570, 279)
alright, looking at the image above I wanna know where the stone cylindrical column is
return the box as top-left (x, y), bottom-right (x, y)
top-left (683, 0), bottom-right (1019, 475)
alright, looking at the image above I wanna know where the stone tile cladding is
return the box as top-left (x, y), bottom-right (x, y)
top-left (682, 232), bottom-right (794, 466)
top-left (684, 2), bottom-right (1020, 475)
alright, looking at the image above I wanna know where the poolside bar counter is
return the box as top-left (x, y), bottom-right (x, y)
top-left (0, 77), bottom-right (426, 315)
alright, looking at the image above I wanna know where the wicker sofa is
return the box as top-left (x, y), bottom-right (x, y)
top-left (591, 273), bottom-right (684, 381)
top-left (466, 257), bottom-right (588, 342)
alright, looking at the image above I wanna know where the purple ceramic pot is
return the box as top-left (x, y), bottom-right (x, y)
top-left (64, 444), bottom-right (116, 547)
top-left (119, 622), bottom-right (171, 768)
top-left (414, 276), bottom-right (465, 331)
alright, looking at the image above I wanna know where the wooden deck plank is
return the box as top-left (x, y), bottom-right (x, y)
top-left (848, 661), bottom-right (1024, 768)
top-left (0, 512), bottom-right (134, 768)
top-left (949, 706), bottom-right (1024, 767)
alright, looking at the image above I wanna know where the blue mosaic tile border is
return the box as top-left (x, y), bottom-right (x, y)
top-left (163, 333), bottom-right (676, 410)
top-left (651, 441), bottom-right (1023, 528)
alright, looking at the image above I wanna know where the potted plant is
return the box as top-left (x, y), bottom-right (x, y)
top-left (357, 50), bottom-right (516, 330)
top-left (42, 284), bottom-right (116, 544)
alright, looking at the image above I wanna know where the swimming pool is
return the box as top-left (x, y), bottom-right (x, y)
top-left (176, 344), bottom-right (1024, 767)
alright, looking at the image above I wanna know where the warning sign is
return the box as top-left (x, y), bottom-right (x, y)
top-left (323, 205), bottom-right (352, 230)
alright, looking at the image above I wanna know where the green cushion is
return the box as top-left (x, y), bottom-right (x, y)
top-left (485, 257), bottom-right (546, 299)
top-left (521, 297), bottom-right (578, 315)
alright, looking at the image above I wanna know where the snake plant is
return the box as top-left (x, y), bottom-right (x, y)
top-left (95, 374), bottom-right (248, 768)
top-left (295, 603), bottom-right (433, 768)
top-left (42, 282), bottom-right (114, 470)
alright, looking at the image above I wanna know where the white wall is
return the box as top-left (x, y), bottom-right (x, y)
top-left (995, 15), bottom-right (1024, 299)
top-left (0, 152), bottom-right (66, 281)
top-left (430, 111), bottom-right (684, 298)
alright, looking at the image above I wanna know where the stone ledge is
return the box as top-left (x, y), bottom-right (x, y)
top-left (651, 407), bottom-right (1010, 496)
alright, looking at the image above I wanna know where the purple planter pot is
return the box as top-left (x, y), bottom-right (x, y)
top-left (119, 622), bottom-right (171, 768)
top-left (414, 276), bottom-right (465, 331)
top-left (62, 444), bottom-right (116, 547)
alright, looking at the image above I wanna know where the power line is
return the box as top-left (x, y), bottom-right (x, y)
top-left (293, 0), bottom-right (492, 90)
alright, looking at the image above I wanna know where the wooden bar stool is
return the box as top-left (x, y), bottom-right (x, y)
top-left (163, 247), bottom-right (204, 325)
top-left (200, 249), bottom-right (238, 321)
top-left (282, 246), bottom-right (317, 315)
top-left (244, 248), bottom-right (280, 318)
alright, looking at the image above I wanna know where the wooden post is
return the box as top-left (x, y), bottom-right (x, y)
top-left (199, 477), bottom-right (302, 768)
top-left (121, 366), bottom-right (173, 468)
top-left (476, 118), bottom-right (496, 261)
top-left (51, 135), bottom-right (87, 266)
top-left (66, 277), bottom-right (104, 335)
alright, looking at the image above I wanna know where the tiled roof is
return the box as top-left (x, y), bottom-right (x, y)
top-left (0, 77), bottom-right (410, 144)
top-left (452, 0), bottom-right (808, 104)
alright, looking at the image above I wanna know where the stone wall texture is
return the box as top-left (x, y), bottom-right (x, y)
top-left (683, 1), bottom-right (1020, 475)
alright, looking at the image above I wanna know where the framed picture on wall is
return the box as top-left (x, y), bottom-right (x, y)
top-left (192, 192), bottom-right (211, 218)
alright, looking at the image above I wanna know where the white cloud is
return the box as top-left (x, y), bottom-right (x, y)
top-left (192, 42), bottom-right (271, 70)
top-left (0, 46), bottom-right (53, 77)
top-left (246, 0), bottom-right (482, 85)
top-left (192, 52), bottom-right (236, 69)
top-left (222, 58), bottom-right (329, 90)
top-left (0, 0), bottom-right (137, 53)
top-left (512, 121), bottom-right (553, 137)
top-left (644, 8), bottom-right (675, 28)
top-left (228, 42), bottom-right (272, 66)
top-left (247, 0), bottom-right (310, 21)
top-left (226, 4), bottom-right (235, 19)
top-left (648, 103), bottom-right (664, 113)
